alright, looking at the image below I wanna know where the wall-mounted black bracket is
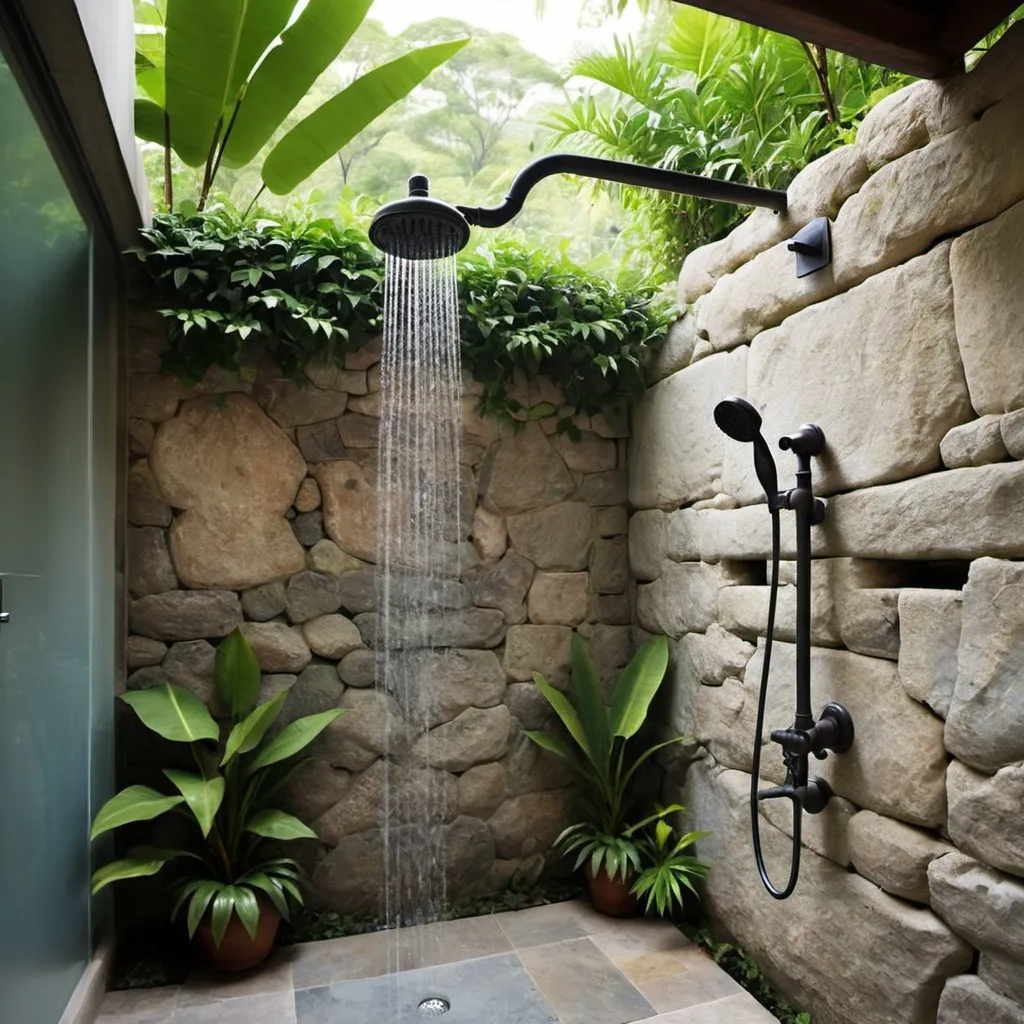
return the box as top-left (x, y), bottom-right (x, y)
top-left (788, 217), bottom-right (832, 278)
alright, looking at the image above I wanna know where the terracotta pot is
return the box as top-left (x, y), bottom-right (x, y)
top-left (585, 864), bottom-right (639, 918)
top-left (194, 898), bottom-right (280, 973)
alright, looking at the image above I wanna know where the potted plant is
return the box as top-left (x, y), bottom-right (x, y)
top-left (527, 633), bottom-right (708, 917)
top-left (90, 628), bottom-right (341, 972)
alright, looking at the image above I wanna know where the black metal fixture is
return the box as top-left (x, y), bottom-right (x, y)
top-left (369, 154), bottom-right (788, 259)
top-left (788, 216), bottom-right (832, 278)
top-left (714, 397), bottom-right (854, 899)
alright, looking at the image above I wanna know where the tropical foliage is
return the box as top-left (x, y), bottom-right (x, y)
top-left (90, 629), bottom-right (341, 948)
top-left (127, 204), bottom-right (674, 423)
top-left (527, 634), bottom-right (708, 913)
top-left (134, 0), bottom-right (467, 210)
top-left (458, 241), bottom-right (672, 425)
top-left (547, 5), bottom-right (912, 277)
top-left (633, 818), bottom-right (709, 916)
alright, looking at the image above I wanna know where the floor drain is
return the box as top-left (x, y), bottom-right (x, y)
top-left (418, 997), bottom-right (450, 1016)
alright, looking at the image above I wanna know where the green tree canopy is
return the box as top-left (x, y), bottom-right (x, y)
top-left (401, 18), bottom-right (562, 179)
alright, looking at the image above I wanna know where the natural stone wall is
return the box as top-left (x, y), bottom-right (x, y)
top-left (632, 26), bottom-right (1024, 1024)
top-left (125, 318), bottom-right (631, 911)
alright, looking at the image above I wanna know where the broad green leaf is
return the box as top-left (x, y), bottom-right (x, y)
top-left (609, 634), bottom-right (669, 739)
top-left (262, 38), bottom-right (469, 195)
top-left (569, 635), bottom-right (610, 773)
top-left (163, 769), bottom-right (226, 837)
top-left (222, 0), bottom-right (374, 168)
top-left (187, 881), bottom-right (221, 937)
top-left (248, 709), bottom-right (342, 770)
top-left (90, 785), bottom-right (184, 840)
top-left (164, 0), bottom-right (246, 166)
top-left (210, 886), bottom-right (241, 948)
top-left (232, 885), bottom-right (261, 939)
top-left (215, 627), bottom-right (261, 718)
top-left (91, 854), bottom-right (174, 894)
top-left (525, 729), bottom-right (588, 777)
top-left (222, 689), bottom-right (288, 765)
top-left (243, 872), bottom-right (290, 920)
top-left (121, 684), bottom-right (219, 743)
top-left (531, 673), bottom-right (591, 762)
top-left (222, 1), bottom-right (297, 118)
top-left (244, 808), bottom-right (317, 841)
top-left (135, 98), bottom-right (166, 145)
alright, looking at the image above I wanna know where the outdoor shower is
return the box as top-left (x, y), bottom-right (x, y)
top-left (715, 397), bottom-right (854, 899)
top-left (367, 158), bottom-right (823, 1007)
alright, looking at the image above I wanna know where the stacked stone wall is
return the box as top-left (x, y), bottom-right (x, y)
top-left (630, 24), bottom-right (1024, 1024)
top-left (125, 322), bottom-right (632, 911)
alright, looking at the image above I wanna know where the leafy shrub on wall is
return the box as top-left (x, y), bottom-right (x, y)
top-left (127, 206), bottom-right (673, 424)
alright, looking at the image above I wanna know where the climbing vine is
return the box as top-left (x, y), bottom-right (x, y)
top-left (127, 206), bottom-right (673, 424)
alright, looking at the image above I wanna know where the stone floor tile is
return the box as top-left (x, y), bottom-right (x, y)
top-left (609, 947), bottom-right (707, 985)
top-left (637, 954), bottom-right (746, 1014)
top-left (95, 986), bottom-right (181, 1023)
top-left (494, 902), bottom-right (591, 948)
top-left (519, 936), bottom-right (656, 1024)
top-left (289, 929), bottom-right (396, 990)
top-left (586, 916), bottom-right (692, 958)
top-left (170, 989), bottom-right (297, 1024)
top-left (294, 952), bottom-right (557, 1023)
top-left (396, 913), bottom-right (513, 967)
top-left (178, 949), bottom-right (294, 1006)
top-left (653, 991), bottom-right (778, 1023)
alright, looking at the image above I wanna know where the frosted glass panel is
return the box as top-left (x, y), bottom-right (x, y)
top-left (0, 52), bottom-right (96, 1024)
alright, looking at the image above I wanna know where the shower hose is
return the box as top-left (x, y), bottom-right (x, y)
top-left (749, 509), bottom-right (802, 899)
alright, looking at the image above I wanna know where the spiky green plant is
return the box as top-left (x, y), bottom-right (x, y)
top-left (528, 633), bottom-right (709, 910)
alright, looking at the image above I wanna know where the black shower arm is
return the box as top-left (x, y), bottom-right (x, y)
top-left (455, 153), bottom-right (788, 228)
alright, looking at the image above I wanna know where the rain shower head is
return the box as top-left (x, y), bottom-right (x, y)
top-left (369, 175), bottom-right (471, 260)
top-left (369, 156), bottom-right (788, 260)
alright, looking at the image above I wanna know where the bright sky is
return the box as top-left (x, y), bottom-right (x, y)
top-left (368, 0), bottom-right (645, 66)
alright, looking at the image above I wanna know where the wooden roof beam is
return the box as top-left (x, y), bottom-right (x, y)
top-left (673, 0), bottom-right (962, 78)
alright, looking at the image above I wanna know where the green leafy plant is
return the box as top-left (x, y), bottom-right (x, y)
top-left (632, 818), bottom-right (709, 916)
top-left (127, 207), bottom-right (673, 422)
top-left (547, 5), bottom-right (911, 279)
top-left (128, 204), bottom-right (383, 382)
top-left (134, 0), bottom-right (467, 210)
top-left (528, 633), bottom-right (708, 910)
top-left (458, 241), bottom-right (673, 425)
top-left (90, 628), bottom-right (341, 948)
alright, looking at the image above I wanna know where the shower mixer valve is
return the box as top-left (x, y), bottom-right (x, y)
top-left (714, 396), bottom-right (855, 899)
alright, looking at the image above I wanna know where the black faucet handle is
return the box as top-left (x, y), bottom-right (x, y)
top-left (757, 778), bottom-right (833, 814)
top-left (757, 783), bottom-right (797, 802)
top-left (779, 423), bottom-right (826, 458)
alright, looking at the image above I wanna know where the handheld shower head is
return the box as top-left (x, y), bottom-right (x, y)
top-left (714, 396), bottom-right (763, 443)
top-left (369, 175), bottom-right (471, 260)
top-left (714, 396), bottom-right (780, 509)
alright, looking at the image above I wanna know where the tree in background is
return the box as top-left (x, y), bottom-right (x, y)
top-left (546, 4), bottom-right (909, 281)
top-left (333, 19), bottom-right (409, 186)
top-left (401, 19), bottom-right (563, 180)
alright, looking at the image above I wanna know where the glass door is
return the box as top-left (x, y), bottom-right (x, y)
top-left (0, 47), bottom-right (117, 1024)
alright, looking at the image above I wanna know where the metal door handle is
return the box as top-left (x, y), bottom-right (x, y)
top-left (0, 612), bottom-right (8, 624)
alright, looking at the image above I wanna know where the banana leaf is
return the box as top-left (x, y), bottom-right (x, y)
top-left (261, 38), bottom-right (469, 195)
top-left (221, 0), bottom-right (374, 168)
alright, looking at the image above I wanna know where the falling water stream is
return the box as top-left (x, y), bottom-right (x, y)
top-left (375, 251), bottom-right (463, 1018)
